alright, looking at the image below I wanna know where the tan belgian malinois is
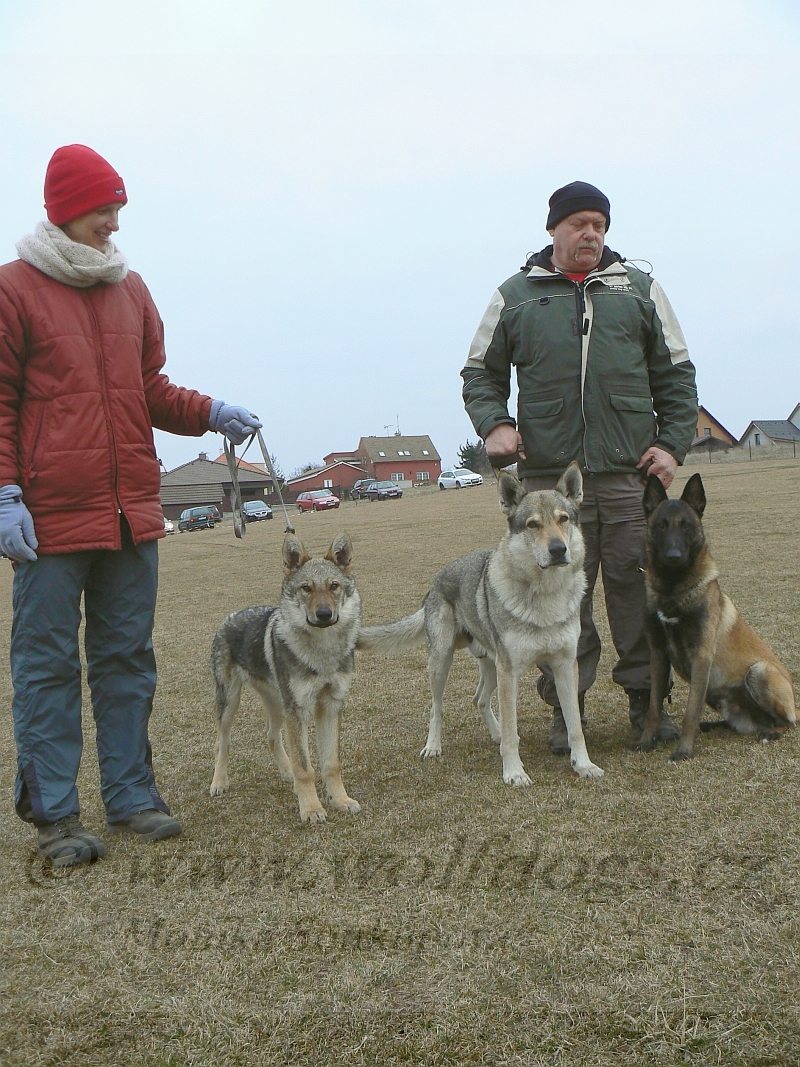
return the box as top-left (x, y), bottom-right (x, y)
top-left (633, 473), bottom-right (797, 761)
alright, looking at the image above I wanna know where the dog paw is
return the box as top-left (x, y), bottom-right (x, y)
top-left (628, 738), bottom-right (654, 753)
top-left (420, 743), bottom-right (442, 758)
top-left (299, 807), bottom-right (327, 824)
top-left (209, 779), bottom-right (229, 797)
top-left (503, 768), bottom-right (532, 787)
top-left (329, 796), bottom-right (361, 814)
top-left (573, 760), bottom-right (604, 779)
top-left (669, 748), bottom-right (694, 762)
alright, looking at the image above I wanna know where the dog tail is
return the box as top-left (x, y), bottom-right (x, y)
top-left (357, 608), bottom-right (426, 654)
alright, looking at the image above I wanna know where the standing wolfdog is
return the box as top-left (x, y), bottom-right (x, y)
top-left (358, 464), bottom-right (603, 784)
top-left (209, 533), bottom-right (362, 823)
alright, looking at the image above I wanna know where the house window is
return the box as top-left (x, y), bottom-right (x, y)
top-left (416, 471), bottom-right (429, 481)
top-left (422, 450), bottom-right (429, 455)
top-left (391, 472), bottom-right (403, 481)
top-left (397, 450), bottom-right (410, 456)
top-left (378, 451), bottom-right (386, 457)
top-left (704, 427), bottom-right (711, 436)
top-left (323, 479), bottom-right (333, 488)
top-left (754, 433), bottom-right (761, 445)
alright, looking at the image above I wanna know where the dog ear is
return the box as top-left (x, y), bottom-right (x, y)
top-left (325, 532), bottom-right (353, 572)
top-left (681, 473), bottom-right (706, 517)
top-left (555, 461), bottom-right (583, 506)
top-left (642, 473), bottom-right (668, 516)
top-left (282, 534), bottom-right (310, 575)
top-left (498, 470), bottom-right (527, 514)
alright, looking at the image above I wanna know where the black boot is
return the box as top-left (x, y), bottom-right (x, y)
top-left (537, 675), bottom-right (587, 755)
top-left (626, 688), bottom-right (679, 741)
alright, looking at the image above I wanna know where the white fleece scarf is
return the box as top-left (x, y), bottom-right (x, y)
top-left (16, 220), bottom-right (128, 288)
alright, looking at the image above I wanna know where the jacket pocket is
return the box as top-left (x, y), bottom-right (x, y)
top-left (518, 395), bottom-right (578, 470)
top-left (524, 397), bottom-right (564, 418)
top-left (609, 394), bottom-right (654, 414)
top-left (606, 393), bottom-right (656, 463)
top-left (19, 401), bottom-right (50, 485)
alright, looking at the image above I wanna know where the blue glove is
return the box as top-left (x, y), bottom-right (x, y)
top-left (0, 484), bottom-right (38, 562)
top-left (209, 400), bottom-right (263, 446)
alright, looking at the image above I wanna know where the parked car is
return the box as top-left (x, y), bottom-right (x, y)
top-left (163, 517), bottom-right (175, 534)
top-left (438, 468), bottom-right (484, 490)
top-left (296, 490), bottom-right (340, 513)
top-left (350, 478), bottom-right (377, 500)
top-left (364, 480), bottom-right (403, 501)
top-left (178, 505), bottom-right (220, 532)
top-left (241, 500), bottom-right (273, 522)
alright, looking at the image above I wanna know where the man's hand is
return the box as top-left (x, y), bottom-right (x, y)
top-left (0, 484), bottom-right (38, 562)
top-left (637, 446), bottom-right (677, 488)
top-left (485, 424), bottom-right (526, 461)
top-left (209, 401), bottom-right (263, 446)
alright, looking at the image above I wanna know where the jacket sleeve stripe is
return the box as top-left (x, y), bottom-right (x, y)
top-left (464, 289), bottom-right (505, 369)
top-left (649, 279), bottom-right (689, 365)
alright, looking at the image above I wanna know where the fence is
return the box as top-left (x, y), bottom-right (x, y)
top-left (683, 441), bottom-right (799, 467)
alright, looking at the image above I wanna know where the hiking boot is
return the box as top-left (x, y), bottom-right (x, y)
top-left (547, 695), bottom-right (587, 755)
top-left (37, 815), bottom-right (107, 868)
top-left (107, 809), bottom-right (182, 842)
top-left (536, 675), bottom-right (588, 755)
top-left (626, 688), bottom-right (680, 741)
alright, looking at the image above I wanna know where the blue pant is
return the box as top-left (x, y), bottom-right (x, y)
top-left (11, 529), bottom-right (169, 825)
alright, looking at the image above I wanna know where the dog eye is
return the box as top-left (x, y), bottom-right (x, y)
top-left (300, 583), bottom-right (312, 592)
top-left (557, 514), bottom-right (569, 525)
top-left (330, 581), bottom-right (340, 591)
top-left (525, 519), bottom-right (540, 529)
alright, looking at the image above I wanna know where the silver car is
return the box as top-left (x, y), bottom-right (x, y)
top-left (438, 468), bottom-right (484, 489)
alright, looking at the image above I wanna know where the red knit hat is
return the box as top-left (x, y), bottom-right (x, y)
top-left (44, 144), bottom-right (127, 225)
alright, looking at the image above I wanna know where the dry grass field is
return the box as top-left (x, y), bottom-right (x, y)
top-left (1, 458), bottom-right (799, 1066)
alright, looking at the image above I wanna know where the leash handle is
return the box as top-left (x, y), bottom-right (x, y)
top-left (254, 429), bottom-right (295, 534)
top-left (224, 431), bottom-right (296, 538)
top-left (224, 437), bottom-right (247, 539)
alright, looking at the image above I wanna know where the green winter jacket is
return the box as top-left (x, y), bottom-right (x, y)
top-left (461, 246), bottom-right (698, 478)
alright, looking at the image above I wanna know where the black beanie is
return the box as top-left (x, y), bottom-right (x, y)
top-left (546, 181), bottom-right (610, 231)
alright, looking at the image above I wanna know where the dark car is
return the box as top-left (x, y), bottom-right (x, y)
top-left (364, 480), bottom-right (403, 501)
top-left (350, 478), bottom-right (377, 500)
top-left (178, 505), bottom-right (220, 533)
top-left (296, 490), bottom-right (340, 513)
top-left (241, 500), bottom-right (273, 522)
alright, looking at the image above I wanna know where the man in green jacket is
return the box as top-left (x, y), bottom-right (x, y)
top-left (462, 181), bottom-right (698, 751)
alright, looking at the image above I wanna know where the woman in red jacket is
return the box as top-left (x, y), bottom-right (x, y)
top-left (0, 145), bottom-right (260, 867)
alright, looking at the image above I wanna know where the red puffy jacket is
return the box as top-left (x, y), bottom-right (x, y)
top-left (0, 260), bottom-right (213, 554)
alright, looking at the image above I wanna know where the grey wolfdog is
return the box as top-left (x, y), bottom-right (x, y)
top-left (209, 533), bottom-right (362, 823)
top-left (358, 464), bottom-right (604, 785)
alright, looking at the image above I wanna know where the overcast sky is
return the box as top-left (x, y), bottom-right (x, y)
top-left (1, 1), bottom-right (798, 475)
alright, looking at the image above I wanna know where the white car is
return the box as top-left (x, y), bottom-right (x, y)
top-left (163, 517), bottom-right (175, 534)
top-left (438, 468), bottom-right (484, 489)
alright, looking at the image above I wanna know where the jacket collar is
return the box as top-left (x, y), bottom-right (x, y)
top-left (523, 244), bottom-right (627, 281)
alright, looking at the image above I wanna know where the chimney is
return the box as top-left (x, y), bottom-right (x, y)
top-left (199, 451), bottom-right (208, 461)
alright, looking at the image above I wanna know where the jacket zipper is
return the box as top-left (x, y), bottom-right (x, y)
top-left (84, 292), bottom-right (122, 545)
top-left (574, 280), bottom-right (593, 471)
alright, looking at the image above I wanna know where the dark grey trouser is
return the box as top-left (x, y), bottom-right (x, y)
top-left (523, 470), bottom-right (651, 704)
top-left (11, 522), bottom-right (170, 825)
